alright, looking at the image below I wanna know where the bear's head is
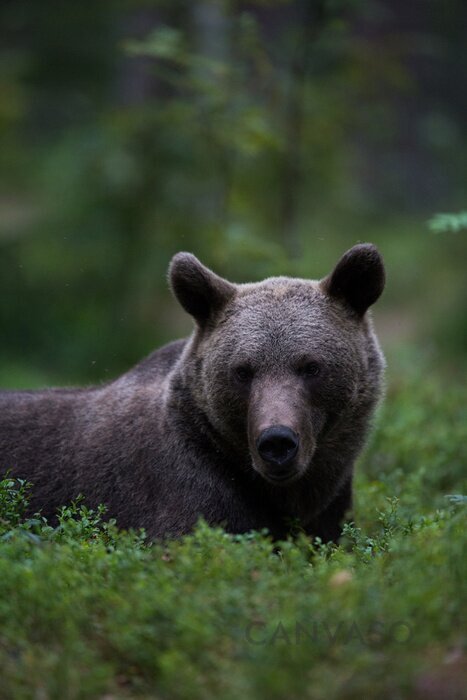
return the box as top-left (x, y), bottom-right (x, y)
top-left (169, 244), bottom-right (385, 486)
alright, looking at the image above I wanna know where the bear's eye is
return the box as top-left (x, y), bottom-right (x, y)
top-left (298, 361), bottom-right (321, 378)
top-left (234, 365), bottom-right (254, 384)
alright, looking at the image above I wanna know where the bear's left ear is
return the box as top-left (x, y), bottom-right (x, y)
top-left (320, 243), bottom-right (385, 316)
top-left (169, 252), bottom-right (236, 327)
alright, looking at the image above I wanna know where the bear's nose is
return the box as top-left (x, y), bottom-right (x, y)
top-left (256, 425), bottom-right (299, 467)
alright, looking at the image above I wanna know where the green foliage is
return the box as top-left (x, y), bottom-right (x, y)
top-left (0, 373), bottom-right (465, 698)
top-left (0, 475), bottom-right (31, 528)
top-left (1, 1), bottom-right (467, 385)
top-left (445, 494), bottom-right (467, 504)
top-left (428, 211), bottom-right (467, 233)
top-left (358, 374), bottom-right (467, 514)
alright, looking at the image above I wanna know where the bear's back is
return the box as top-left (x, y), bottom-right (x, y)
top-left (124, 338), bottom-right (187, 383)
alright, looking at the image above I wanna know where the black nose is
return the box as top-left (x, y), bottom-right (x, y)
top-left (256, 425), bottom-right (299, 467)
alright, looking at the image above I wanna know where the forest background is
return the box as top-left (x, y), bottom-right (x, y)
top-left (1, 0), bottom-right (466, 387)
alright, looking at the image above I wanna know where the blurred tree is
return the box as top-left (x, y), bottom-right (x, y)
top-left (0, 0), bottom-right (466, 386)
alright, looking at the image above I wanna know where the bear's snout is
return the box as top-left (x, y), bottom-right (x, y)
top-left (256, 425), bottom-right (299, 473)
top-left (248, 378), bottom-right (315, 485)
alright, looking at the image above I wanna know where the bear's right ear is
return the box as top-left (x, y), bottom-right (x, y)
top-left (320, 243), bottom-right (385, 316)
top-left (169, 252), bottom-right (236, 326)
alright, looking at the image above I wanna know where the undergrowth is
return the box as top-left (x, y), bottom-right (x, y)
top-left (0, 372), bottom-right (465, 699)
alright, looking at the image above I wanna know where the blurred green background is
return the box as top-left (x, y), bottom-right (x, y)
top-left (1, 0), bottom-right (466, 388)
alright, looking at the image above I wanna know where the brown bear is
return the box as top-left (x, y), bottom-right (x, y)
top-left (0, 243), bottom-right (385, 542)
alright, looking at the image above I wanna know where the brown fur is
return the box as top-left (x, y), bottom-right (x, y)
top-left (0, 244), bottom-right (385, 542)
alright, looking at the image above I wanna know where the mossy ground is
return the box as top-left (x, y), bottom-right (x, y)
top-left (0, 368), bottom-right (465, 699)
